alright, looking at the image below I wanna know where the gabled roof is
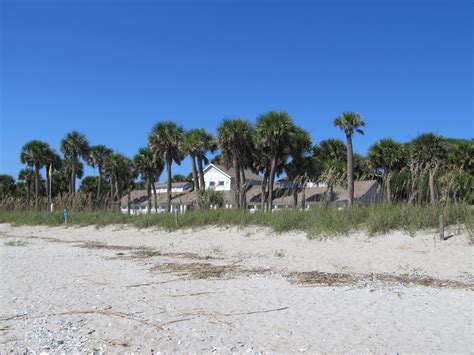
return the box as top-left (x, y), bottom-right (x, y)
top-left (203, 163), bottom-right (263, 181)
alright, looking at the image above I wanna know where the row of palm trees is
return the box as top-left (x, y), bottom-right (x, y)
top-left (2, 111), bottom-right (473, 212)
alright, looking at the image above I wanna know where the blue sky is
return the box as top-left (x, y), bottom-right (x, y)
top-left (1, 0), bottom-right (472, 181)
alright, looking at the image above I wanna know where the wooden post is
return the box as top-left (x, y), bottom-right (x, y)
top-left (439, 215), bottom-right (444, 241)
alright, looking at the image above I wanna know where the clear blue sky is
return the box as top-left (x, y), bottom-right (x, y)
top-left (1, 0), bottom-right (472, 181)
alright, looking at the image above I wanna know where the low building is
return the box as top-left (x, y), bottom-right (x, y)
top-left (202, 163), bottom-right (263, 191)
top-left (121, 164), bottom-right (382, 214)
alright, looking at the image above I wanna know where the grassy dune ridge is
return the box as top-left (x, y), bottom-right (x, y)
top-left (0, 204), bottom-right (472, 238)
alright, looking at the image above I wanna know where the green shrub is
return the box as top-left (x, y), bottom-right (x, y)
top-left (0, 203), bottom-right (472, 238)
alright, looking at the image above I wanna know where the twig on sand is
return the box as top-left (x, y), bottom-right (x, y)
top-left (169, 292), bottom-right (215, 298)
top-left (125, 278), bottom-right (184, 288)
top-left (220, 306), bottom-right (289, 316)
top-left (0, 314), bottom-right (27, 322)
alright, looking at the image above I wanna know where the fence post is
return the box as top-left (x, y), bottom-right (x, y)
top-left (439, 215), bottom-right (444, 241)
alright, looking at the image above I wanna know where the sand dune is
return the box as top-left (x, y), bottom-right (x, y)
top-left (0, 223), bottom-right (472, 353)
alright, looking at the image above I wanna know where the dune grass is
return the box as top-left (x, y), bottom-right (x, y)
top-left (0, 204), bottom-right (471, 238)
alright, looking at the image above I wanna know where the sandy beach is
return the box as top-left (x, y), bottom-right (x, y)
top-left (0, 223), bottom-right (472, 353)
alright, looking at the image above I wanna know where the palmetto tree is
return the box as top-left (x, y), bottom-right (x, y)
top-left (448, 140), bottom-right (473, 174)
top-left (183, 131), bottom-right (201, 192)
top-left (410, 133), bottom-right (446, 205)
top-left (313, 139), bottom-right (346, 162)
top-left (148, 121), bottom-right (185, 212)
top-left (60, 131), bottom-right (90, 195)
top-left (183, 129), bottom-right (216, 192)
top-left (217, 119), bottom-right (253, 209)
top-left (194, 129), bottom-right (217, 191)
top-left (20, 140), bottom-right (50, 209)
top-left (44, 148), bottom-right (62, 205)
top-left (255, 111), bottom-right (304, 211)
top-left (368, 139), bottom-right (405, 203)
top-left (334, 112), bottom-right (366, 209)
top-left (104, 153), bottom-right (133, 211)
top-left (88, 145), bottom-right (113, 204)
top-left (18, 168), bottom-right (35, 204)
top-left (134, 147), bottom-right (164, 213)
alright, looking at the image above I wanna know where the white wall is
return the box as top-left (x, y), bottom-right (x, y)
top-left (155, 187), bottom-right (186, 193)
top-left (203, 166), bottom-right (231, 191)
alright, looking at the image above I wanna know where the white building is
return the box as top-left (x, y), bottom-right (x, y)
top-left (202, 163), bottom-right (263, 191)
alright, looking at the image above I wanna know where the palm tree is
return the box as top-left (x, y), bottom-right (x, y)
top-left (20, 140), bottom-right (50, 209)
top-left (194, 129), bottom-right (217, 191)
top-left (44, 148), bottom-right (62, 206)
top-left (104, 153), bottom-right (133, 211)
top-left (183, 130), bottom-right (202, 192)
top-left (217, 119), bottom-right (253, 209)
top-left (255, 111), bottom-right (303, 211)
top-left (410, 133), bottom-right (446, 204)
top-left (448, 140), bottom-right (473, 174)
top-left (60, 131), bottom-right (90, 195)
top-left (88, 145), bottom-right (113, 205)
top-left (368, 139), bottom-right (405, 203)
top-left (134, 147), bottom-right (164, 213)
top-left (18, 168), bottom-right (35, 204)
top-left (148, 121), bottom-right (185, 212)
top-left (313, 139), bottom-right (346, 162)
top-left (334, 112), bottom-right (366, 208)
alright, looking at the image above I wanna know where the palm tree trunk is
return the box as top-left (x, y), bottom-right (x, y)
top-left (127, 189), bottom-right (131, 214)
top-left (115, 175), bottom-right (120, 212)
top-left (232, 153), bottom-right (241, 209)
top-left (146, 176), bottom-right (152, 213)
top-left (267, 155), bottom-right (277, 212)
top-left (190, 153), bottom-right (199, 192)
top-left (34, 165), bottom-right (40, 210)
top-left (166, 157), bottom-right (172, 213)
top-left (429, 168), bottom-right (436, 205)
top-left (408, 164), bottom-right (418, 204)
top-left (240, 165), bottom-right (246, 209)
top-left (386, 172), bottom-right (392, 204)
top-left (197, 157), bottom-right (205, 191)
top-left (26, 183), bottom-right (30, 205)
top-left (261, 174), bottom-right (267, 211)
top-left (97, 166), bottom-right (102, 205)
top-left (46, 170), bottom-right (51, 207)
top-left (71, 162), bottom-right (76, 195)
top-left (152, 180), bottom-right (158, 213)
top-left (346, 133), bottom-right (354, 209)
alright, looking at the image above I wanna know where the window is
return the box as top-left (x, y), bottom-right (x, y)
top-left (218, 181), bottom-right (224, 186)
top-left (209, 181), bottom-right (215, 187)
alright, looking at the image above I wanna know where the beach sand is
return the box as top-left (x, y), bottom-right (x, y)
top-left (0, 223), bottom-right (472, 353)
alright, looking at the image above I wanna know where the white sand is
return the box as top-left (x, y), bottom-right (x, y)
top-left (0, 223), bottom-right (473, 353)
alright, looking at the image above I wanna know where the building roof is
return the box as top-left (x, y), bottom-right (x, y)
top-left (204, 163), bottom-right (264, 182)
top-left (154, 181), bottom-right (192, 189)
top-left (122, 180), bottom-right (380, 208)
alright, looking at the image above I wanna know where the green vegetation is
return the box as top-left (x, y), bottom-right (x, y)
top-left (0, 204), bottom-right (471, 238)
top-left (1, 112), bottom-right (473, 214)
top-left (4, 240), bottom-right (28, 247)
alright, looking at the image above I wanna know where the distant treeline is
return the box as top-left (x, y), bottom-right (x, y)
top-left (0, 111), bottom-right (472, 212)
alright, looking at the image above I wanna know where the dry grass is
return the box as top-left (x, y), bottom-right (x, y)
top-left (152, 262), bottom-right (269, 280)
top-left (287, 271), bottom-right (474, 290)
